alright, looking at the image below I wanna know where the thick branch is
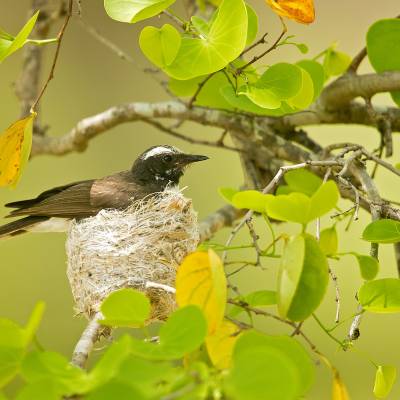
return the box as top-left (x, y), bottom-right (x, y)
top-left (318, 71), bottom-right (400, 110)
top-left (71, 312), bottom-right (105, 368)
top-left (31, 101), bottom-right (255, 156)
top-left (199, 205), bottom-right (245, 242)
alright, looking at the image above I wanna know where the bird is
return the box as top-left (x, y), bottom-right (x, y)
top-left (0, 145), bottom-right (208, 239)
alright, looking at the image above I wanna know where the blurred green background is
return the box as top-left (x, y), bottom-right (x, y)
top-left (1, 0), bottom-right (400, 398)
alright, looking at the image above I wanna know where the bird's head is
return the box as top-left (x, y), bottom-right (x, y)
top-left (131, 145), bottom-right (209, 188)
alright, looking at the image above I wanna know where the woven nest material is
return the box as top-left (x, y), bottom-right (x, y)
top-left (66, 189), bottom-right (199, 322)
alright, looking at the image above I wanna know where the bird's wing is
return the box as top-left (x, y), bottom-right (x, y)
top-left (5, 180), bottom-right (91, 209)
top-left (5, 172), bottom-right (145, 219)
top-left (6, 180), bottom-right (97, 219)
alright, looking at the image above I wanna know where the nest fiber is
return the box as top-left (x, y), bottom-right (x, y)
top-left (66, 189), bottom-right (199, 322)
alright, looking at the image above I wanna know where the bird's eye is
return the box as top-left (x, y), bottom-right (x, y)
top-left (163, 154), bottom-right (173, 162)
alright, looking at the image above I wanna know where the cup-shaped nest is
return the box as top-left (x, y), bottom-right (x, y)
top-left (66, 189), bottom-right (199, 322)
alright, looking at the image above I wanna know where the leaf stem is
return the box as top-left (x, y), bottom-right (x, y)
top-left (26, 38), bottom-right (58, 45)
top-left (312, 313), bottom-right (344, 348)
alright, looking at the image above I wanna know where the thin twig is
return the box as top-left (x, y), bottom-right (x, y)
top-left (348, 306), bottom-right (363, 341)
top-left (245, 219), bottom-right (262, 265)
top-left (228, 299), bottom-right (321, 354)
top-left (329, 266), bottom-right (341, 323)
top-left (188, 72), bottom-right (218, 108)
top-left (145, 281), bottom-right (176, 293)
top-left (346, 48), bottom-right (367, 74)
top-left (240, 32), bottom-right (268, 56)
top-left (30, 0), bottom-right (73, 112)
top-left (394, 243), bottom-right (400, 278)
top-left (222, 160), bottom-right (343, 263)
top-left (237, 17), bottom-right (287, 73)
top-left (78, 19), bottom-right (136, 64)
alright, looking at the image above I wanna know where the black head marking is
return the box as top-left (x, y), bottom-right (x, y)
top-left (131, 145), bottom-right (208, 189)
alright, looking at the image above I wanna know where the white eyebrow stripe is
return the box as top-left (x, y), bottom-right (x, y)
top-left (142, 146), bottom-right (178, 160)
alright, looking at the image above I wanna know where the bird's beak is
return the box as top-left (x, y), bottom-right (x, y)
top-left (180, 154), bottom-right (209, 165)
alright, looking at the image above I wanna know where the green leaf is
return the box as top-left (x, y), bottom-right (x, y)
top-left (265, 192), bottom-right (311, 224)
top-left (229, 290), bottom-right (277, 317)
top-left (139, 24), bottom-right (181, 68)
top-left (225, 331), bottom-right (314, 400)
top-left (245, 4), bottom-right (258, 45)
top-left (374, 365), bottom-right (397, 399)
top-left (130, 305), bottom-right (207, 360)
top-left (220, 85), bottom-right (289, 115)
top-left (0, 319), bottom-right (25, 348)
top-left (359, 278), bottom-right (400, 313)
top-left (308, 181), bottom-right (340, 221)
top-left (0, 347), bottom-right (24, 388)
top-left (118, 356), bottom-right (176, 393)
top-left (286, 67), bottom-right (314, 110)
top-left (104, 0), bottom-right (176, 23)
top-left (21, 351), bottom-right (88, 395)
top-left (362, 219), bottom-right (400, 244)
top-left (169, 72), bottom-right (235, 109)
top-left (296, 60), bottom-right (325, 100)
top-left (319, 226), bottom-right (338, 256)
top-left (255, 63), bottom-right (303, 100)
top-left (88, 336), bottom-right (132, 389)
top-left (191, 16), bottom-right (210, 36)
top-left (367, 19), bottom-right (400, 106)
top-left (15, 378), bottom-right (60, 400)
top-left (218, 187), bottom-right (239, 204)
top-left (0, 11), bottom-right (39, 63)
top-left (278, 234), bottom-right (329, 321)
top-left (323, 47), bottom-right (351, 77)
top-left (282, 168), bottom-right (323, 196)
top-left (231, 190), bottom-right (267, 213)
top-left (23, 301), bottom-right (45, 346)
top-left (165, 0), bottom-right (248, 79)
top-left (0, 29), bottom-right (14, 41)
top-left (100, 288), bottom-right (151, 327)
top-left (292, 43), bottom-right (308, 54)
top-left (265, 181), bottom-right (339, 225)
top-left (87, 380), bottom-right (147, 400)
top-left (353, 254), bottom-right (379, 281)
top-left (238, 86), bottom-right (281, 109)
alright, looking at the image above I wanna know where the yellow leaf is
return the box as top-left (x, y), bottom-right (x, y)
top-left (0, 113), bottom-right (35, 188)
top-left (176, 250), bottom-right (227, 334)
top-left (265, 0), bottom-right (315, 24)
top-left (332, 369), bottom-right (351, 400)
top-left (206, 320), bottom-right (240, 369)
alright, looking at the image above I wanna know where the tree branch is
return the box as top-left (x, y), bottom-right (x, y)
top-left (71, 312), bottom-right (105, 368)
top-left (318, 71), bottom-right (400, 110)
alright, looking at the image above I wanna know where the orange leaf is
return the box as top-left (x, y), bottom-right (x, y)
top-left (206, 320), bottom-right (240, 369)
top-left (0, 113), bottom-right (35, 188)
top-left (332, 369), bottom-right (351, 400)
top-left (176, 250), bottom-right (227, 334)
top-left (265, 0), bottom-right (315, 24)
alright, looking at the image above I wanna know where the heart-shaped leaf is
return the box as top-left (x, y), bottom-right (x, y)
top-left (104, 0), bottom-right (176, 23)
top-left (164, 0), bottom-right (247, 79)
top-left (359, 278), bottom-right (400, 313)
top-left (139, 24), bottom-right (181, 68)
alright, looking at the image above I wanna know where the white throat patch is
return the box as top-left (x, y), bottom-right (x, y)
top-left (142, 146), bottom-right (180, 160)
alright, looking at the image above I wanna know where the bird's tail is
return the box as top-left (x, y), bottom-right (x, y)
top-left (0, 216), bottom-right (49, 239)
